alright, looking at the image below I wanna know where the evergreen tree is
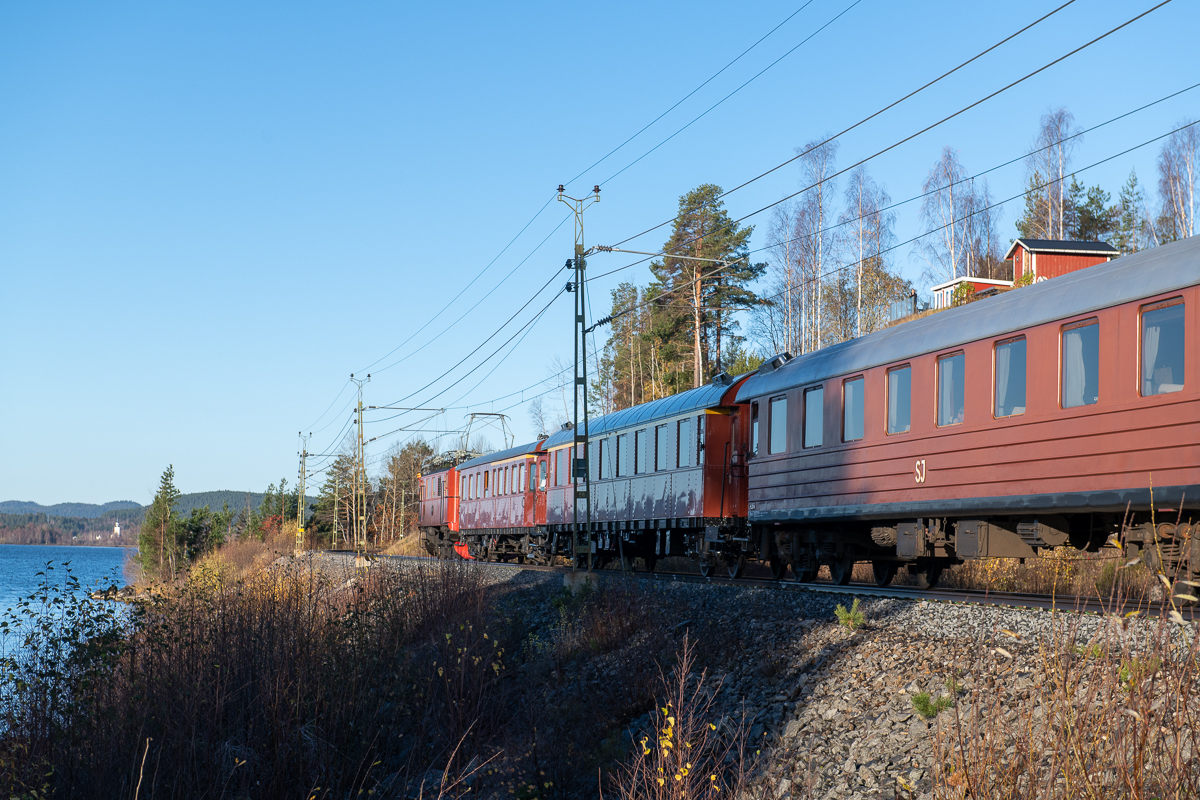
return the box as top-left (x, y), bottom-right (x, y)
top-left (646, 184), bottom-right (763, 391)
top-left (311, 454), bottom-right (356, 547)
top-left (1015, 170), bottom-right (1052, 240)
top-left (1113, 169), bottom-right (1145, 255)
top-left (138, 465), bottom-right (182, 580)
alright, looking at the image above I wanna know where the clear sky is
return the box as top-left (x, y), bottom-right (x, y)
top-left (1, 0), bottom-right (1195, 505)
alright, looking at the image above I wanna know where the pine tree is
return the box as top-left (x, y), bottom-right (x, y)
top-left (647, 185), bottom-right (762, 390)
top-left (1113, 169), bottom-right (1145, 255)
top-left (138, 465), bottom-right (182, 580)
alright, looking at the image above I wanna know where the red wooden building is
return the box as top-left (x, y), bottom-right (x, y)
top-left (1005, 238), bottom-right (1117, 281)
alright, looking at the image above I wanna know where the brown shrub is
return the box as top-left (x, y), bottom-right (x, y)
top-left (932, 615), bottom-right (1200, 799)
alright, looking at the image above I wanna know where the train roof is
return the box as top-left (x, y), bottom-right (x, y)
top-left (737, 235), bottom-right (1200, 402)
top-left (457, 440), bottom-right (542, 471)
top-left (541, 374), bottom-right (750, 449)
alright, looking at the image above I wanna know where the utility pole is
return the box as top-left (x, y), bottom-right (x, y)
top-left (334, 476), bottom-right (339, 549)
top-left (351, 373), bottom-right (370, 554)
top-left (296, 432), bottom-right (310, 554)
top-left (557, 184), bottom-right (599, 573)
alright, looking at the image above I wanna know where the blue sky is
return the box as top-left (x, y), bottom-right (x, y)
top-left (1, 0), bottom-right (1195, 504)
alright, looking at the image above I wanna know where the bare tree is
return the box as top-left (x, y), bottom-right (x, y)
top-left (919, 146), bottom-right (968, 283)
top-left (1156, 120), bottom-right (1198, 242)
top-left (752, 203), bottom-right (801, 355)
top-left (838, 166), bottom-right (898, 337)
top-left (528, 395), bottom-right (548, 438)
top-left (919, 148), bottom-right (1003, 284)
top-left (1027, 107), bottom-right (1080, 239)
top-left (793, 136), bottom-right (839, 352)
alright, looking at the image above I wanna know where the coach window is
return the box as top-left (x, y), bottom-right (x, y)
top-left (678, 418), bottom-right (693, 467)
top-left (1062, 319), bottom-right (1100, 408)
top-left (528, 463), bottom-right (536, 492)
top-left (769, 395), bottom-right (788, 454)
top-left (634, 430), bottom-right (647, 474)
top-left (1141, 300), bottom-right (1185, 396)
top-left (538, 460), bottom-right (548, 490)
top-left (994, 337), bottom-right (1027, 417)
top-left (697, 415), bottom-right (706, 464)
top-left (803, 386), bottom-right (824, 448)
top-left (461, 475), bottom-right (466, 499)
top-left (603, 437), bottom-right (614, 478)
top-left (937, 352), bottom-right (966, 426)
top-left (655, 424), bottom-right (669, 470)
top-left (887, 365), bottom-right (911, 434)
top-left (843, 377), bottom-right (865, 441)
top-left (750, 403), bottom-right (760, 457)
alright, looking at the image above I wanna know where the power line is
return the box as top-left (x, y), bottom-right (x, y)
top-left (591, 0), bottom-right (1175, 281)
top-left (584, 120), bottom-right (1199, 347)
top-left (561, 0), bottom-right (819, 190)
top-left (594, 0), bottom-right (865, 188)
top-left (593, 79), bottom-right (1200, 285)
top-left (605, 0), bottom-right (1087, 249)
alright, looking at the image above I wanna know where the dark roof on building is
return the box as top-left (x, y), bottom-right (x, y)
top-left (1003, 238), bottom-right (1119, 260)
top-left (737, 235), bottom-right (1200, 403)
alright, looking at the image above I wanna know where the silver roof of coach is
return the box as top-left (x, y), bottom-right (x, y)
top-left (737, 236), bottom-right (1200, 402)
top-left (542, 374), bottom-right (751, 449)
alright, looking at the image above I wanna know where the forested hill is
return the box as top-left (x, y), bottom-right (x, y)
top-left (0, 500), bottom-right (141, 518)
top-left (1, 492), bottom-right (320, 522)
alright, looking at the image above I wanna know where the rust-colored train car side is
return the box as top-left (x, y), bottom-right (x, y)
top-left (738, 236), bottom-right (1200, 588)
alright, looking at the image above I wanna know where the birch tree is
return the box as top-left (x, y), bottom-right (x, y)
top-left (1156, 120), bottom-right (1198, 243)
top-left (1027, 107), bottom-right (1080, 239)
top-left (793, 138), bottom-right (839, 351)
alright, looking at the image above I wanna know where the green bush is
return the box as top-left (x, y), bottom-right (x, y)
top-left (912, 691), bottom-right (955, 719)
top-left (834, 598), bottom-right (865, 630)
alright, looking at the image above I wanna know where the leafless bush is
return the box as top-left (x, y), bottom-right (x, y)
top-left (932, 615), bottom-right (1200, 799)
top-left (609, 634), bottom-right (760, 800)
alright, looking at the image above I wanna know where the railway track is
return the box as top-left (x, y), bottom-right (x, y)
top-left (326, 550), bottom-right (1197, 621)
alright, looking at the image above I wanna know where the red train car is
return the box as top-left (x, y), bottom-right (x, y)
top-left (453, 442), bottom-right (542, 561)
top-left (737, 236), bottom-right (1200, 589)
top-left (418, 463), bottom-right (462, 559)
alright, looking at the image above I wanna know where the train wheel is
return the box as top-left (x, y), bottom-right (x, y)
top-left (726, 556), bottom-right (746, 579)
top-left (698, 562), bottom-right (714, 578)
top-left (768, 554), bottom-right (788, 581)
top-left (829, 557), bottom-right (854, 586)
top-left (916, 564), bottom-right (943, 590)
top-left (794, 567), bottom-right (819, 583)
top-left (872, 561), bottom-right (897, 587)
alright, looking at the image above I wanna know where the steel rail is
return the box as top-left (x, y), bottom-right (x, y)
top-left (325, 551), bottom-right (1195, 621)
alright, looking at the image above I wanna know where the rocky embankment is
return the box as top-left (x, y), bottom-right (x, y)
top-left (319, 555), bottom-right (1196, 800)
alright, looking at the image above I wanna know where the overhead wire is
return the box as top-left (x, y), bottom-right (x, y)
top-left (561, 0), bottom-right (819, 190)
top-left (298, 0), bottom-right (870, 431)
top-left (589, 0), bottom-right (1176, 282)
top-left (595, 0), bottom-right (866, 188)
top-left (603, 0), bottom-right (1090, 250)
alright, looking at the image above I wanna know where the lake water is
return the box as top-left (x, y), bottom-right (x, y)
top-left (0, 544), bottom-right (130, 616)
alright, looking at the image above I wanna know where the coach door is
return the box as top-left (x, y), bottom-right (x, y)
top-left (534, 455), bottom-right (549, 524)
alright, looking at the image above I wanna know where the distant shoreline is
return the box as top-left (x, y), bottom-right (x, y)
top-left (0, 541), bottom-right (137, 549)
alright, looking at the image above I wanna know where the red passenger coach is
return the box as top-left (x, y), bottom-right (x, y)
top-left (737, 236), bottom-right (1200, 590)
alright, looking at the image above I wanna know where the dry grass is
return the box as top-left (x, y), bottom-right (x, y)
top-left (383, 533), bottom-right (429, 556)
top-left (932, 615), bottom-right (1200, 799)
top-left (0, 558), bottom-right (505, 799)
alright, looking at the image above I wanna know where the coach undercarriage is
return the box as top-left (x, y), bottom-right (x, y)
top-left (424, 508), bottom-right (1198, 601)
